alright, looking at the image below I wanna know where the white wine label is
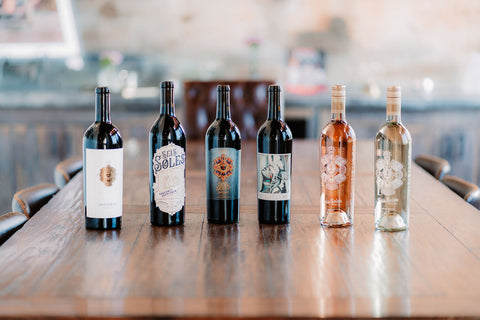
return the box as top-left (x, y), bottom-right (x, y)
top-left (85, 148), bottom-right (123, 218)
top-left (321, 146), bottom-right (347, 190)
top-left (257, 153), bottom-right (291, 201)
top-left (376, 150), bottom-right (404, 196)
top-left (206, 148), bottom-right (241, 200)
top-left (152, 143), bottom-right (185, 215)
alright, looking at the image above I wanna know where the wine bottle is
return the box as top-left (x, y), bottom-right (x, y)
top-left (205, 85), bottom-right (242, 224)
top-left (257, 85), bottom-right (293, 224)
top-left (374, 86), bottom-right (411, 231)
top-left (149, 81), bottom-right (186, 226)
top-left (83, 87), bottom-right (123, 230)
top-left (320, 85), bottom-right (356, 227)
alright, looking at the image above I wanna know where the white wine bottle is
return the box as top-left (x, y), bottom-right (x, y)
top-left (374, 86), bottom-right (411, 231)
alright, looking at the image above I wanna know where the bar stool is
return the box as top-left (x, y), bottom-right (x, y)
top-left (12, 183), bottom-right (60, 218)
top-left (54, 156), bottom-right (83, 188)
top-left (0, 212), bottom-right (28, 245)
top-left (414, 154), bottom-right (451, 180)
top-left (441, 175), bottom-right (480, 209)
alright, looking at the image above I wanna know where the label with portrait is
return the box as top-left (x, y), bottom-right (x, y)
top-left (257, 153), bottom-right (291, 201)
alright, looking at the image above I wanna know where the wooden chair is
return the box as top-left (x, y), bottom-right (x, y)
top-left (0, 212), bottom-right (28, 245)
top-left (54, 156), bottom-right (83, 188)
top-left (414, 154), bottom-right (451, 180)
top-left (12, 184), bottom-right (60, 218)
top-left (183, 80), bottom-right (275, 139)
top-left (441, 175), bottom-right (480, 209)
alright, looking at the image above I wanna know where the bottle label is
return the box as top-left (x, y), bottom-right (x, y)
top-left (207, 148), bottom-right (241, 200)
top-left (376, 150), bottom-right (404, 196)
top-left (321, 146), bottom-right (347, 190)
top-left (85, 148), bottom-right (123, 218)
top-left (257, 153), bottom-right (291, 201)
top-left (152, 143), bottom-right (185, 215)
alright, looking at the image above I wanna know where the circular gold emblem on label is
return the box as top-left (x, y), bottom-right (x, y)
top-left (99, 165), bottom-right (116, 187)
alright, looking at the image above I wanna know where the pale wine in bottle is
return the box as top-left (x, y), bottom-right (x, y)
top-left (320, 85), bottom-right (356, 227)
top-left (374, 86), bottom-right (411, 231)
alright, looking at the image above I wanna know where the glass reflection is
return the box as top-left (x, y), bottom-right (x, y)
top-left (322, 226), bottom-right (356, 317)
top-left (84, 229), bottom-right (124, 297)
top-left (369, 230), bottom-right (411, 317)
top-left (204, 223), bottom-right (240, 296)
top-left (259, 223), bottom-right (292, 314)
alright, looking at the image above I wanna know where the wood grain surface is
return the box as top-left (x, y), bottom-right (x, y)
top-left (0, 140), bottom-right (479, 319)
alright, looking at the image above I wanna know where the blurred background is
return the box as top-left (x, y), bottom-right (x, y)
top-left (1, 0), bottom-right (480, 213)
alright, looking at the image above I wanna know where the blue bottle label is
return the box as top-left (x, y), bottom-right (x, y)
top-left (207, 147), bottom-right (241, 200)
top-left (257, 153), bottom-right (291, 201)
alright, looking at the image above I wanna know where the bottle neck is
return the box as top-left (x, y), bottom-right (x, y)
top-left (387, 113), bottom-right (401, 123)
top-left (216, 90), bottom-right (231, 120)
top-left (267, 90), bottom-right (282, 120)
top-left (331, 112), bottom-right (346, 121)
top-left (386, 96), bottom-right (401, 123)
top-left (95, 91), bottom-right (111, 123)
top-left (331, 96), bottom-right (346, 121)
top-left (160, 87), bottom-right (175, 116)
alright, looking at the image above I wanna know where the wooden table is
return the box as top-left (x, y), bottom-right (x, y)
top-left (1, 140), bottom-right (480, 319)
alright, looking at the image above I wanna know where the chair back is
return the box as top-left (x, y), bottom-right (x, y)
top-left (54, 156), bottom-right (83, 187)
top-left (0, 212), bottom-right (28, 245)
top-left (414, 154), bottom-right (451, 180)
top-left (12, 183), bottom-right (60, 218)
top-left (441, 175), bottom-right (480, 209)
top-left (183, 80), bottom-right (275, 139)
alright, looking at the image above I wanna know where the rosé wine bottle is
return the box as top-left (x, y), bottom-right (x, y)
top-left (320, 85), bottom-right (356, 227)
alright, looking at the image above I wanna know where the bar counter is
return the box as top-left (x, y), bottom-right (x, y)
top-left (0, 140), bottom-right (479, 319)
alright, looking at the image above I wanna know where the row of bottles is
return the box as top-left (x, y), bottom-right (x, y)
top-left (82, 83), bottom-right (411, 232)
top-left (320, 85), bottom-right (411, 231)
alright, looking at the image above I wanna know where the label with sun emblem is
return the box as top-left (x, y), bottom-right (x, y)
top-left (99, 165), bottom-right (116, 186)
top-left (207, 147), bottom-right (241, 200)
top-left (85, 148), bottom-right (123, 219)
top-left (321, 146), bottom-right (347, 190)
top-left (152, 143), bottom-right (185, 215)
top-left (376, 150), bottom-right (404, 196)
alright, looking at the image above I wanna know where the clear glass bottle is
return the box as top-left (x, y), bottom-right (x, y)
top-left (374, 86), bottom-right (411, 231)
top-left (320, 85), bottom-right (356, 227)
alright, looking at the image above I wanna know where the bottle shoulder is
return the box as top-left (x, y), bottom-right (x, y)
top-left (84, 121), bottom-right (122, 148)
top-left (150, 115), bottom-right (185, 136)
top-left (257, 119), bottom-right (293, 140)
top-left (206, 119), bottom-right (241, 149)
top-left (206, 119), bottom-right (241, 139)
top-left (84, 121), bottom-right (121, 138)
top-left (321, 120), bottom-right (356, 141)
top-left (376, 122), bottom-right (411, 144)
top-left (150, 115), bottom-right (186, 149)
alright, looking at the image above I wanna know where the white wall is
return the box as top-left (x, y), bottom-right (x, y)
top-left (74, 0), bottom-right (480, 94)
